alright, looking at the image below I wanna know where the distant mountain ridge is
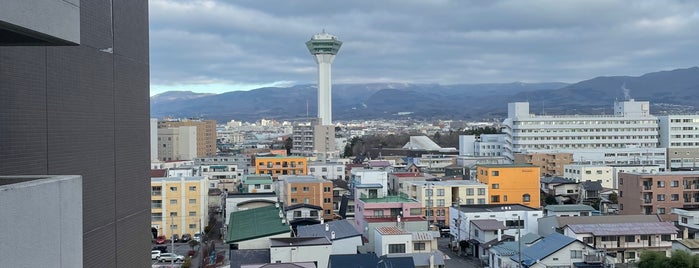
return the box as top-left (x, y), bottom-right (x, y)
top-left (150, 67), bottom-right (699, 122)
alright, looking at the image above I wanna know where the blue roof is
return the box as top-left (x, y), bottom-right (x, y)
top-left (328, 254), bottom-right (414, 268)
top-left (511, 232), bottom-right (576, 266)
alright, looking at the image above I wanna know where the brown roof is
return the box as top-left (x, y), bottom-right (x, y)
top-left (471, 219), bottom-right (507, 231)
top-left (150, 169), bottom-right (167, 178)
top-left (556, 215), bottom-right (661, 227)
top-left (678, 239), bottom-right (699, 250)
top-left (376, 226), bottom-right (409, 235)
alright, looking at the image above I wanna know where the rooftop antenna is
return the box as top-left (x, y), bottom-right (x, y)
top-left (306, 99), bottom-right (309, 118)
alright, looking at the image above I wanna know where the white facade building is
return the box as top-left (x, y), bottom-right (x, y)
top-left (351, 167), bottom-right (389, 196)
top-left (563, 164), bottom-right (614, 188)
top-left (449, 205), bottom-right (542, 244)
top-left (502, 100), bottom-right (665, 168)
top-left (270, 237), bottom-right (332, 268)
top-left (659, 115), bottom-right (699, 169)
top-left (374, 226), bottom-right (413, 256)
top-left (308, 161), bottom-right (346, 180)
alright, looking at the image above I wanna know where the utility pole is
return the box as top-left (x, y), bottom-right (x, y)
top-left (171, 215), bottom-right (175, 267)
top-left (517, 215), bottom-right (522, 268)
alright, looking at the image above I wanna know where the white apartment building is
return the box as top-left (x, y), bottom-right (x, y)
top-left (459, 134), bottom-right (506, 157)
top-left (158, 126), bottom-right (198, 161)
top-left (659, 115), bottom-right (699, 169)
top-left (502, 100), bottom-right (666, 168)
top-left (308, 161), bottom-right (346, 180)
top-left (216, 128), bottom-right (245, 144)
top-left (350, 167), bottom-right (389, 196)
top-left (563, 164), bottom-right (614, 188)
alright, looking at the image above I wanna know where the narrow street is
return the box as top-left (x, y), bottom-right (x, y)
top-left (437, 237), bottom-right (485, 268)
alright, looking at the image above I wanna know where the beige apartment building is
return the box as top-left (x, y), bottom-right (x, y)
top-left (618, 171), bottom-right (699, 221)
top-left (400, 180), bottom-right (488, 227)
top-left (514, 152), bottom-right (573, 177)
top-left (151, 176), bottom-right (209, 239)
top-left (159, 119), bottom-right (217, 157)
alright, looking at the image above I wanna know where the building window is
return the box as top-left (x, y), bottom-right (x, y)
top-left (672, 181), bottom-right (680, 187)
top-left (491, 195), bottom-right (500, 203)
top-left (474, 229), bottom-right (479, 237)
top-left (189, 211), bottom-right (196, 216)
top-left (657, 194), bottom-right (665, 201)
top-left (477, 198), bottom-right (486, 204)
top-left (303, 187), bottom-right (309, 192)
top-left (294, 211), bottom-right (302, 218)
top-left (661, 234), bottom-right (671, 241)
top-left (491, 171), bottom-right (499, 176)
top-left (657, 181), bottom-right (665, 188)
top-left (414, 243), bottom-right (426, 251)
top-left (321, 167), bottom-right (327, 172)
top-left (189, 186), bottom-right (196, 191)
top-left (189, 199), bottom-right (196, 204)
top-left (324, 186), bottom-right (331, 192)
top-left (310, 168), bottom-right (315, 172)
top-left (324, 198), bottom-right (331, 203)
top-left (170, 187), bottom-right (178, 191)
top-left (583, 237), bottom-right (593, 244)
top-left (290, 198), bottom-right (297, 203)
top-left (625, 235), bottom-right (635, 242)
top-left (426, 189), bottom-right (433, 196)
top-left (478, 188), bottom-right (486, 195)
top-left (170, 199), bottom-right (177, 205)
top-left (671, 194), bottom-right (679, 201)
top-left (310, 210), bottom-right (318, 217)
top-left (388, 244), bottom-right (406, 254)
top-left (466, 188), bottom-right (474, 196)
top-left (492, 184), bottom-right (500, 189)
top-left (571, 250), bottom-right (583, 259)
top-left (658, 207), bottom-right (666, 214)
top-left (304, 198), bottom-right (310, 204)
top-left (264, 184), bottom-right (271, 189)
top-left (523, 194), bottom-right (531, 202)
top-left (291, 187), bottom-right (297, 192)
top-left (325, 209), bottom-right (331, 215)
top-left (503, 195), bottom-right (508, 202)
top-left (170, 212), bottom-right (177, 217)
top-left (466, 199), bottom-right (474, 204)
top-left (189, 224), bottom-right (196, 229)
top-left (171, 225), bottom-right (177, 230)
top-left (437, 189), bottom-right (445, 196)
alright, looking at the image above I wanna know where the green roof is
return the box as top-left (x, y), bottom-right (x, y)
top-left (360, 195), bottom-right (417, 203)
top-left (225, 205), bottom-right (290, 243)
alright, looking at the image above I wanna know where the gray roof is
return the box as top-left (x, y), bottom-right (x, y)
top-left (545, 204), bottom-right (595, 212)
top-left (355, 183), bottom-right (383, 188)
top-left (455, 204), bottom-right (539, 213)
top-left (269, 237), bottom-right (331, 247)
top-left (471, 219), bottom-right (507, 231)
top-left (566, 222), bottom-right (678, 236)
top-left (387, 251), bottom-right (445, 266)
top-left (296, 220), bottom-right (362, 241)
top-left (555, 215), bottom-right (660, 227)
top-left (229, 249), bottom-right (271, 268)
top-left (512, 232), bottom-right (578, 266)
top-left (284, 203), bottom-right (323, 211)
top-left (411, 231), bottom-right (439, 241)
top-left (581, 181), bottom-right (603, 191)
top-left (540, 177), bottom-right (577, 184)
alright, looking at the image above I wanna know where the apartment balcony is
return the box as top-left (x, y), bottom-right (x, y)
top-left (643, 199), bottom-right (652, 204)
top-left (151, 191), bottom-right (162, 196)
top-left (642, 185), bottom-right (652, 191)
top-left (584, 254), bottom-right (603, 264)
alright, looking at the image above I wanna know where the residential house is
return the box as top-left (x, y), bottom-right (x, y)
top-left (514, 232), bottom-right (613, 268)
top-left (240, 174), bottom-right (275, 193)
top-left (374, 226), bottom-right (413, 256)
top-left (225, 205), bottom-right (291, 250)
top-left (331, 179), bottom-right (355, 219)
top-left (562, 221), bottom-right (677, 263)
top-left (672, 207), bottom-right (699, 239)
top-left (544, 204), bottom-right (596, 217)
top-left (297, 219), bottom-right (363, 254)
top-left (486, 233), bottom-right (541, 268)
top-left (280, 175), bottom-right (334, 221)
top-left (269, 237), bottom-right (332, 268)
top-left (224, 193), bottom-right (278, 223)
top-left (284, 203), bottom-right (324, 234)
top-left (411, 231), bottom-right (440, 253)
top-left (578, 181), bottom-right (603, 207)
top-left (470, 219), bottom-right (510, 259)
top-left (537, 214), bottom-right (661, 236)
top-left (540, 176), bottom-right (578, 196)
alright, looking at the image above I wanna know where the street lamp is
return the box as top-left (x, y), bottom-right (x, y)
top-left (171, 215), bottom-right (175, 267)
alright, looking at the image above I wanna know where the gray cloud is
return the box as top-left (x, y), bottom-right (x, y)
top-left (149, 0), bottom-right (699, 95)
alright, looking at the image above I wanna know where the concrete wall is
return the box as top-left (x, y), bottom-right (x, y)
top-left (0, 176), bottom-right (82, 267)
top-left (270, 243), bottom-right (332, 268)
top-left (0, 0), bottom-right (80, 44)
top-left (0, 1), bottom-right (151, 266)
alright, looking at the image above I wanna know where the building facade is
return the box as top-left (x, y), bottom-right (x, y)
top-left (159, 119), bottom-right (217, 157)
top-left (0, 1), bottom-right (151, 266)
top-left (514, 152), bottom-right (573, 177)
top-left (400, 180), bottom-right (489, 227)
top-left (255, 156), bottom-right (307, 179)
top-left (476, 164), bottom-right (541, 208)
top-left (563, 164), bottom-right (614, 188)
top-left (151, 176), bottom-right (209, 240)
top-left (282, 176), bottom-right (335, 220)
top-left (618, 171), bottom-right (699, 221)
top-left (502, 100), bottom-right (665, 168)
top-left (659, 115), bottom-right (699, 169)
top-left (157, 126), bottom-right (198, 161)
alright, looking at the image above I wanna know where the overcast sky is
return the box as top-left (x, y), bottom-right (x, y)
top-left (149, 0), bottom-right (699, 96)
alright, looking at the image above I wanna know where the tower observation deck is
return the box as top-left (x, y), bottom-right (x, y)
top-left (306, 31), bottom-right (342, 125)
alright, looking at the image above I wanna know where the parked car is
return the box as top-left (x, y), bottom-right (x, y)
top-left (151, 250), bottom-right (161, 260)
top-left (157, 253), bottom-right (184, 263)
top-left (193, 232), bottom-right (202, 242)
top-left (155, 236), bottom-right (167, 244)
top-left (171, 234), bottom-right (179, 243)
top-left (152, 245), bottom-right (168, 253)
top-left (180, 233), bottom-right (192, 242)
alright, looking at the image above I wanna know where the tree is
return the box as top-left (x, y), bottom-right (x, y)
top-left (284, 137), bottom-right (293, 155)
top-left (544, 195), bottom-right (558, 205)
top-left (342, 143), bottom-right (352, 158)
top-left (608, 192), bottom-right (618, 204)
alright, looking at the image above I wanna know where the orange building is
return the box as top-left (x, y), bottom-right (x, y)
top-left (255, 156), bottom-right (307, 180)
top-left (283, 176), bottom-right (334, 220)
top-left (476, 164), bottom-right (541, 208)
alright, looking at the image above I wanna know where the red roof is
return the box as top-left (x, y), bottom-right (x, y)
top-left (393, 172), bottom-right (424, 177)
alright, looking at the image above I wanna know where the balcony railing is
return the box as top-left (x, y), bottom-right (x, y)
top-left (584, 254), bottom-right (603, 263)
top-left (151, 191), bottom-right (162, 196)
